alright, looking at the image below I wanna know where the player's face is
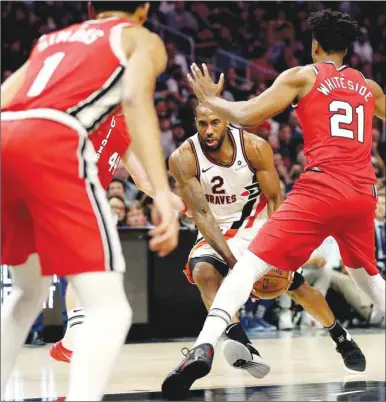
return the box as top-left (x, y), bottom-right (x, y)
top-left (196, 106), bottom-right (227, 152)
top-left (109, 198), bottom-right (126, 221)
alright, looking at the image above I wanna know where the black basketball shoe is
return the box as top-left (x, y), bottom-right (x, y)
top-left (162, 343), bottom-right (214, 400)
top-left (336, 338), bottom-right (366, 372)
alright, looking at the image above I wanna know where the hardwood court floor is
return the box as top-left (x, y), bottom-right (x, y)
top-left (3, 329), bottom-right (385, 401)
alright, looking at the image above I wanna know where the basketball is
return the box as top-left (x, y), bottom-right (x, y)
top-left (251, 268), bottom-right (293, 300)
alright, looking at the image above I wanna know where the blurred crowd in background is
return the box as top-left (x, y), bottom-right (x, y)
top-left (2, 2), bottom-right (385, 343)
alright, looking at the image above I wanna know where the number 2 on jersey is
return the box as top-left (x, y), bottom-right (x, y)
top-left (27, 52), bottom-right (65, 97)
top-left (329, 101), bottom-right (364, 143)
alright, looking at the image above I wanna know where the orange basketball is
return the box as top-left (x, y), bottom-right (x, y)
top-left (251, 268), bottom-right (293, 300)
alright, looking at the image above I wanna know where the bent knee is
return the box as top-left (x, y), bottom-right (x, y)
top-left (192, 262), bottom-right (222, 289)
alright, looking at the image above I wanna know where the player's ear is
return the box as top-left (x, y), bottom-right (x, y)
top-left (88, 2), bottom-right (97, 19)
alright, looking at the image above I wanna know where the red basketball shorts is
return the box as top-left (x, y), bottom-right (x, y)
top-left (1, 111), bottom-right (125, 276)
top-left (249, 170), bottom-right (378, 275)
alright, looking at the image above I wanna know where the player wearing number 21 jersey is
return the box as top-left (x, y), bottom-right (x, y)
top-left (162, 10), bottom-right (385, 399)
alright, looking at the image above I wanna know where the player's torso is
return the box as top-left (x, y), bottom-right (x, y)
top-left (4, 17), bottom-right (133, 135)
top-left (90, 111), bottom-right (130, 189)
top-left (295, 62), bottom-right (376, 192)
top-left (189, 128), bottom-right (268, 240)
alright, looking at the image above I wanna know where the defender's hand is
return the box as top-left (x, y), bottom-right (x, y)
top-left (149, 192), bottom-right (179, 257)
top-left (187, 63), bottom-right (224, 102)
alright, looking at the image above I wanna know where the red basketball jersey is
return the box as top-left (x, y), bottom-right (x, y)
top-left (3, 17), bottom-right (134, 134)
top-left (91, 111), bottom-right (130, 189)
top-left (294, 62), bottom-right (376, 195)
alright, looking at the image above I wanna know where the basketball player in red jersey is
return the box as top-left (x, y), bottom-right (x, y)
top-left (1, 2), bottom-right (179, 400)
top-left (50, 111), bottom-right (185, 363)
top-left (162, 10), bottom-right (385, 399)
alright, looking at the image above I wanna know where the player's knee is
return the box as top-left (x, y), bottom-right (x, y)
top-left (192, 263), bottom-right (222, 290)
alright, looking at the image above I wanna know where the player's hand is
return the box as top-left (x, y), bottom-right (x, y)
top-left (187, 63), bottom-right (224, 101)
top-left (149, 192), bottom-right (179, 257)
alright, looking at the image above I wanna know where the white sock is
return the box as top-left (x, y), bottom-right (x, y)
top-left (346, 267), bottom-right (385, 316)
top-left (194, 251), bottom-right (271, 348)
top-left (1, 255), bottom-right (51, 394)
top-left (62, 308), bottom-right (85, 351)
top-left (66, 272), bottom-right (132, 401)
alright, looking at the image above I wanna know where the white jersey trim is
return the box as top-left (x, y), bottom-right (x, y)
top-left (109, 23), bottom-right (130, 66)
top-left (1, 108), bottom-right (87, 137)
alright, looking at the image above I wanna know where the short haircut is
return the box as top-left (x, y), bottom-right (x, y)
top-left (108, 178), bottom-right (127, 191)
top-left (307, 9), bottom-right (358, 53)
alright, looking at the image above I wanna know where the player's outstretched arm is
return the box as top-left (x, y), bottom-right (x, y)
top-left (367, 79), bottom-right (386, 120)
top-left (187, 63), bottom-right (308, 128)
top-left (244, 132), bottom-right (282, 217)
top-left (122, 149), bottom-right (186, 213)
top-left (169, 143), bottom-right (237, 268)
top-left (1, 62), bottom-right (29, 108)
top-left (121, 27), bottom-right (178, 256)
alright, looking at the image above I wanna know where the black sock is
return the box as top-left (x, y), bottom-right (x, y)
top-left (326, 320), bottom-right (348, 344)
top-left (225, 323), bottom-right (252, 346)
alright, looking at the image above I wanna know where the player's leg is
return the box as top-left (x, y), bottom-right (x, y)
top-left (28, 123), bottom-right (131, 400)
top-left (1, 255), bottom-right (52, 393)
top-left (1, 121), bottom-right (52, 393)
top-left (334, 194), bottom-right (385, 316)
top-left (50, 283), bottom-right (83, 363)
top-left (190, 257), bottom-right (270, 379)
top-left (162, 184), bottom-right (329, 399)
top-left (288, 274), bottom-right (365, 372)
top-left (66, 271), bottom-right (131, 401)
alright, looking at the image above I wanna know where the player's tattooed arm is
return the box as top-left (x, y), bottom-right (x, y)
top-left (367, 79), bottom-right (386, 120)
top-left (169, 143), bottom-right (237, 268)
top-left (188, 63), bottom-right (311, 128)
top-left (244, 132), bottom-right (282, 217)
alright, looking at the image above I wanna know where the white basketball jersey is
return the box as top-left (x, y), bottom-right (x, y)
top-left (188, 127), bottom-right (268, 241)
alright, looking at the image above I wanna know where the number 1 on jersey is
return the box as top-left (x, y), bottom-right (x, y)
top-left (329, 101), bottom-right (365, 143)
top-left (27, 52), bottom-right (65, 97)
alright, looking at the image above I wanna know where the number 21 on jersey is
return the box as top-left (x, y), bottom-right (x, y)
top-left (329, 101), bottom-right (365, 143)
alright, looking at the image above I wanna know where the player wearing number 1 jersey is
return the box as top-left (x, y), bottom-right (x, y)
top-left (1, 2), bottom-right (179, 400)
top-left (163, 10), bottom-right (385, 398)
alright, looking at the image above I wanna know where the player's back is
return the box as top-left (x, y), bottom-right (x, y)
top-left (3, 17), bottom-right (134, 134)
top-left (295, 62), bottom-right (376, 195)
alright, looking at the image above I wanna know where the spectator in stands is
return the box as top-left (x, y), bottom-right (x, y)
top-left (155, 98), bottom-right (168, 118)
top-left (108, 195), bottom-right (128, 228)
top-left (126, 201), bottom-right (152, 228)
top-left (166, 95), bottom-right (180, 124)
top-left (353, 27), bottom-right (373, 64)
top-left (166, 42), bottom-right (189, 75)
top-left (160, 115), bottom-right (175, 158)
top-left (112, 163), bottom-right (140, 202)
top-left (107, 178), bottom-right (127, 199)
top-left (171, 120), bottom-right (186, 149)
top-left (163, 1), bottom-right (198, 33)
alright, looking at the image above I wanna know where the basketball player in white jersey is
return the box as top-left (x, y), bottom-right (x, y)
top-left (162, 104), bottom-right (365, 396)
